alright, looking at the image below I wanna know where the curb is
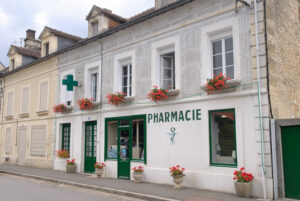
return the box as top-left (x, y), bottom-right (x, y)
top-left (0, 170), bottom-right (179, 201)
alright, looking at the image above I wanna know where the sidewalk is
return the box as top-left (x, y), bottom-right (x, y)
top-left (0, 164), bottom-right (260, 201)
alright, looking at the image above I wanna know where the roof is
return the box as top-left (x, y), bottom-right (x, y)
top-left (127, 7), bottom-right (156, 21)
top-left (1, 0), bottom-right (195, 77)
top-left (86, 5), bottom-right (127, 23)
top-left (0, 61), bottom-right (5, 68)
top-left (39, 26), bottom-right (83, 42)
top-left (7, 45), bottom-right (41, 58)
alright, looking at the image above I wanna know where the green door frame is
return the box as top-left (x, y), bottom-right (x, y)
top-left (84, 121), bottom-right (97, 173)
top-left (117, 126), bottom-right (131, 179)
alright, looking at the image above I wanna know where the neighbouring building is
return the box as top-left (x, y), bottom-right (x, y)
top-left (0, 28), bottom-right (82, 168)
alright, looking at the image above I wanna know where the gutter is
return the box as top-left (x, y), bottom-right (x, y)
top-left (0, 0), bottom-right (195, 78)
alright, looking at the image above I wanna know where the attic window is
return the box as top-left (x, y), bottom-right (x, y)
top-left (44, 43), bottom-right (49, 56)
top-left (11, 59), bottom-right (15, 70)
top-left (92, 22), bottom-right (98, 36)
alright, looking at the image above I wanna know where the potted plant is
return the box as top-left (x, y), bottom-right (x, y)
top-left (233, 167), bottom-right (254, 198)
top-left (94, 162), bottom-right (105, 177)
top-left (77, 98), bottom-right (94, 110)
top-left (66, 159), bottom-right (76, 174)
top-left (56, 150), bottom-right (69, 158)
top-left (148, 85), bottom-right (169, 103)
top-left (106, 91), bottom-right (126, 106)
top-left (206, 73), bottom-right (230, 94)
top-left (132, 166), bottom-right (144, 182)
top-left (53, 103), bottom-right (67, 113)
top-left (169, 165), bottom-right (185, 189)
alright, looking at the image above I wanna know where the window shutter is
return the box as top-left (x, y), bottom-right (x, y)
top-left (39, 81), bottom-right (48, 111)
top-left (7, 92), bottom-right (13, 116)
top-left (30, 125), bottom-right (46, 156)
top-left (22, 87), bottom-right (29, 114)
top-left (5, 127), bottom-right (11, 154)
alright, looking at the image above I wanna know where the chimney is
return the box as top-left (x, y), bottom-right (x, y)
top-left (24, 29), bottom-right (41, 50)
top-left (26, 29), bottom-right (36, 40)
top-left (155, 0), bottom-right (178, 9)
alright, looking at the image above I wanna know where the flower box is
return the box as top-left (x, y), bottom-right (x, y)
top-left (77, 98), bottom-right (94, 110)
top-left (148, 86), bottom-right (169, 103)
top-left (106, 91), bottom-right (126, 106)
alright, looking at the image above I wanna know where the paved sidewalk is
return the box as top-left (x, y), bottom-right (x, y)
top-left (0, 164), bottom-right (260, 201)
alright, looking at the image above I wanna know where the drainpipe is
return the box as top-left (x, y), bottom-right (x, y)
top-left (254, 0), bottom-right (267, 200)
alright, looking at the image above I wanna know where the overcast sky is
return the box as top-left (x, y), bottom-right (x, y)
top-left (0, 0), bottom-right (154, 66)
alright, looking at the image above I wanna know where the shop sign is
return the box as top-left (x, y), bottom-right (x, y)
top-left (147, 109), bottom-right (201, 124)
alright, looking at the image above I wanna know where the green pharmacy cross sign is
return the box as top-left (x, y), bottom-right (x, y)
top-left (62, 75), bottom-right (78, 91)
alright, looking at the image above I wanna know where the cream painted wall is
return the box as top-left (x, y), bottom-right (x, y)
top-left (41, 35), bottom-right (58, 57)
top-left (0, 57), bottom-right (58, 169)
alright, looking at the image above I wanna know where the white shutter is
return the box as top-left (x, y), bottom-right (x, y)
top-left (5, 127), bottom-right (11, 154)
top-left (39, 81), bottom-right (48, 111)
top-left (22, 87), bottom-right (29, 114)
top-left (6, 92), bottom-right (13, 116)
top-left (30, 125), bottom-right (46, 156)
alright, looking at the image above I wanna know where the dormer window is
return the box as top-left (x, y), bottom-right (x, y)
top-left (44, 43), bottom-right (49, 56)
top-left (92, 22), bottom-right (98, 36)
top-left (11, 59), bottom-right (15, 70)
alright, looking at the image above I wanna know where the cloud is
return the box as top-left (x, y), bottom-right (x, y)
top-left (34, 11), bottom-right (48, 33)
top-left (0, 7), bottom-right (9, 28)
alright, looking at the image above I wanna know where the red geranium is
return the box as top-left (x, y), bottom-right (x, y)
top-left (132, 166), bottom-right (144, 173)
top-left (67, 159), bottom-right (75, 165)
top-left (77, 98), bottom-right (93, 110)
top-left (233, 167), bottom-right (254, 183)
top-left (169, 165), bottom-right (185, 177)
top-left (206, 73), bottom-right (230, 94)
top-left (94, 162), bottom-right (106, 169)
top-left (148, 85), bottom-right (169, 102)
top-left (106, 91), bottom-right (126, 106)
top-left (53, 103), bottom-right (67, 113)
top-left (56, 150), bottom-right (69, 158)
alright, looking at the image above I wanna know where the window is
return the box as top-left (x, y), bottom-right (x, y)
top-left (22, 87), bottom-right (29, 114)
top-left (132, 119), bottom-right (144, 160)
top-left (11, 59), bottom-right (15, 70)
top-left (122, 64), bottom-right (132, 96)
top-left (61, 124), bottom-right (71, 152)
top-left (107, 121), bottom-right (118, 159)
top-left (160, 52), bottom-right (175, 90)
top-left (44, 43), bottom-right (49, 56)
top-left (6, 91), bottom-right (13, 116)
top-left (209, 109), bottom-right (237, 166)
top-left (30, 125), bottom-right (46, 156)
top-left (5, 127), bottom-right (11, 154)
top-left (39, 81), bottom-right (48, 111)
top-left (92, 22), bottom-right (98, 36)
top-left (151, 36), bottom-right (180, 90)
top-left (212, 37), bottom-right (234, 79)
top-left (91, 73), bottom-right (98, 101)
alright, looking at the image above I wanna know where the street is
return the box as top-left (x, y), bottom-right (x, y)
top-left (0, 174), bottom-right (145, 201)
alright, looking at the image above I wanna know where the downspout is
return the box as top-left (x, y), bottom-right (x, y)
top-left (254, 0), bottom-right (267, 200)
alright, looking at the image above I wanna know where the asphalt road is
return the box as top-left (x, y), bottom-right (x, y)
top-left (0, 174), bottom-right (145, 201)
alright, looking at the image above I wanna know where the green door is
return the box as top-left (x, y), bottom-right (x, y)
top-left (281, 126), bottom-right (300, 199)
top-left (84, 121), bottom-right (97, 173)
top-left (118, 127), bottom-right (131, 179)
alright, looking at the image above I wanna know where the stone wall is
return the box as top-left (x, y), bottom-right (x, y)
top-left (266, 0), bottom-right (300, 119)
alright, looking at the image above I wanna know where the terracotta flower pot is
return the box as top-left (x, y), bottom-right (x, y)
top-left (172, 174), bottom-right (184, 189)
top-left (66, 164), bottom-right (76, 174)
top-left (95, 168), bottom-right (104, 177)
top-left (234, 181), bottom-right (252, 198)
top-left (133, 172), bottom-right (143, 182)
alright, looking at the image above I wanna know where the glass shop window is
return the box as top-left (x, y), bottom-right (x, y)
top-left (132, 119), bottom-right (144, 160)
top-left (209, 109), bottom-right (237, 166)
top-left (107, 121), bottom-right (118, 159)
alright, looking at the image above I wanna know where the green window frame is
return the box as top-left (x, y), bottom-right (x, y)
top-left (61, 123), bottom-right (71, 151)
top-left (209, 109), bottom-right (237, 167)
top-left (105, 114), bottom-right (147, 164)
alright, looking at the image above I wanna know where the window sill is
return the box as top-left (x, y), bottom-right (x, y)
top-left (65, 106), bottom-right (73, 112)
top-left (166, 89), bottom-right (180, 96)
top-left (201, 79), bottom-right (241, 91)
top-left (19, 113), bottom-right (30, 118)
top-left (210, 163), bottom-right (237, 168)
top-left (123, 96), bottom-right (135, 103)
top-left (5, 115), bottom-right (13, 120)
top-left (92, 102), bottom-right (100, 108)
top-left (36, 110), bottom-right (49, 116)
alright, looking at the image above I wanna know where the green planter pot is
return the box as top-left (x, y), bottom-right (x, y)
top-left (234, 181), bottom-right (252, 198)
top-left (66, 164), bottom-right (76, 174)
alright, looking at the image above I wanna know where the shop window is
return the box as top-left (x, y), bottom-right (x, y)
top-left (132, 120), bottom-right (144, 160)
top-left (209, 109), bottom-right (237, 166)
top-left (212, 36), bottom-right (234, 79)
top-left (107, 121), bottom-right (118, 159)
top-left (61, 123), bottom-right (71, 152)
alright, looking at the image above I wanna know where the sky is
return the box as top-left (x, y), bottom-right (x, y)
top-left (0, 0), bottom-right (155, 66)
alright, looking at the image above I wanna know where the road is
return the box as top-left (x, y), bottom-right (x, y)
top-left (0, 174), bottom-right (145, 201)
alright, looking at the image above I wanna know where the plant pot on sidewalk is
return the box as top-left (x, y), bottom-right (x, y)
top-left (172, 174), bottom-right (184, 189)
top-left (234, 181), bottom-right (252, 198)
top-left (66, 164), bottom-right (76, 174)
top-left (133, 172), bottom-right (143, 182)
top-left (95, 169), bottom-right (104, 177)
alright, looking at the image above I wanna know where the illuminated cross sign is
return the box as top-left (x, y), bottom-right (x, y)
top-left (62, 75), bottom-right (78, 91)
